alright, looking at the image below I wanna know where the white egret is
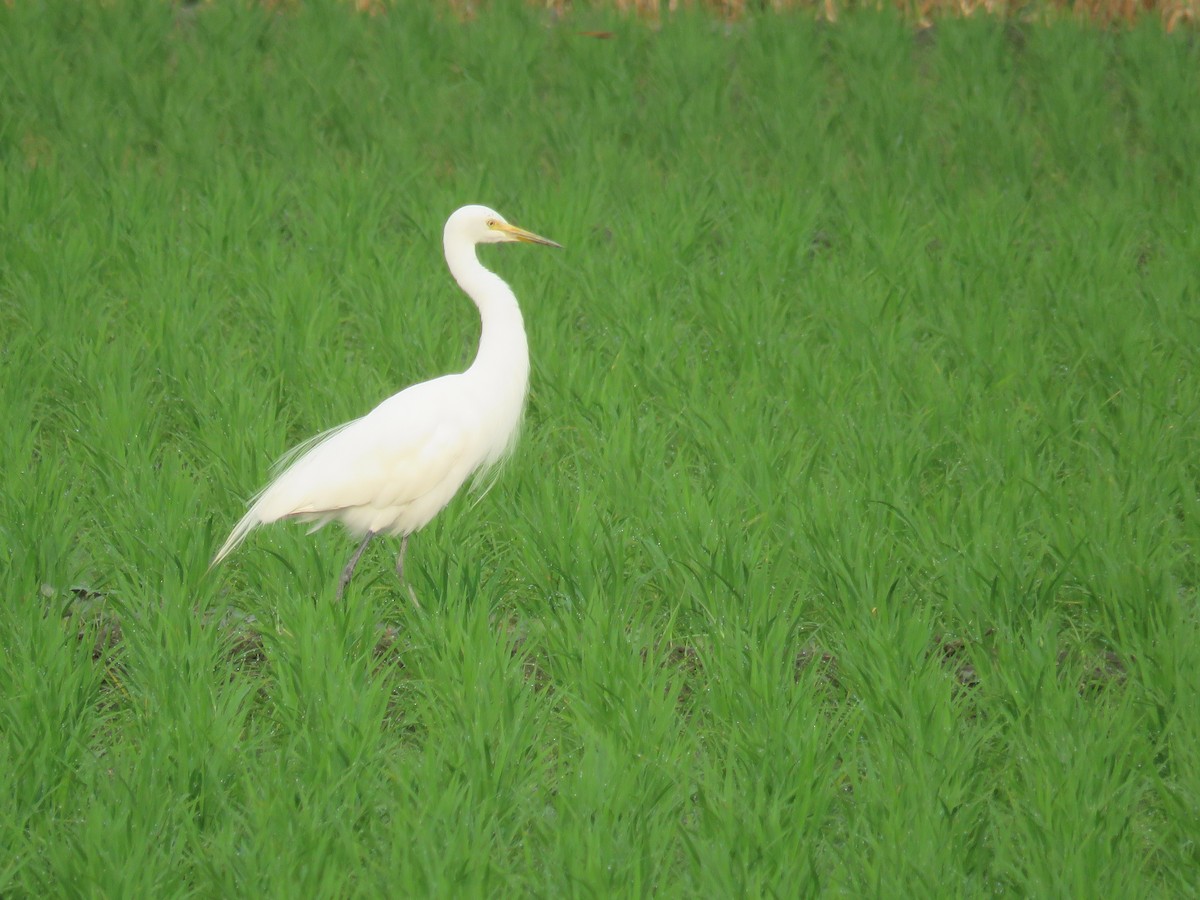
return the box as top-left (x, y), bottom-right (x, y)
top-left (212, 204), bottom-right (561, 602)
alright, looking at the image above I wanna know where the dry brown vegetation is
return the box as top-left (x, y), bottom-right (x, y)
top-left (407, 0), bottom-right (1200, 31)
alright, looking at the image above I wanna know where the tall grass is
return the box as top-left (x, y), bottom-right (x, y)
top-left (1, 2), bottom-right (1198, 894)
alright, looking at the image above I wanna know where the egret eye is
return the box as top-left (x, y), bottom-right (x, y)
top-left (486, 219), bottom-right (498, 228)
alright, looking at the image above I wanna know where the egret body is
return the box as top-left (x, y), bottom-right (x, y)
top-left (212, 205), bottom-right (560, 600)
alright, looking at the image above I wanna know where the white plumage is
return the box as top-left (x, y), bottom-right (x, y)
top-left (212, 204), bottom-right (560, 600)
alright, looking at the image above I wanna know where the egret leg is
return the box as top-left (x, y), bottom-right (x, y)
top-left (337, 531), bottom-right (376, 601)
top-left (395, 534), bottom-right (421, 609)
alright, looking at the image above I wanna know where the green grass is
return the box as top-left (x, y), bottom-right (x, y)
top-left (2, 1), bottom-right (1199, 894)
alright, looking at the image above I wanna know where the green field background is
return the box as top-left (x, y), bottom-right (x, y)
top-left (2, 2), bottom-right (1198, 894)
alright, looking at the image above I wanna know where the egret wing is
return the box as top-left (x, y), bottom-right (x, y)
top-left (212, 378), bottom-right (475, 564)
top-left (258, 378), bottom-right (472, 520)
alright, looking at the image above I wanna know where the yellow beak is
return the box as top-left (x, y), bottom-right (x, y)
top-left (493, 222), bottom-right (563, 248)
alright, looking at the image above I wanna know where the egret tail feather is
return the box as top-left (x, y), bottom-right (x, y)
top-left (211, 421), bottom-right (357, 568)
top-left (210, 509), bottom-right (261, 568)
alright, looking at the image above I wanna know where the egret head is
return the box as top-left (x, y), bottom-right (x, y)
top-left (447, 204), bottom-right (562, 249)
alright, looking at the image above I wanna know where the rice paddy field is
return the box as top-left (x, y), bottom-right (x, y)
top-left (2, 1), bottom-right (1199, 895)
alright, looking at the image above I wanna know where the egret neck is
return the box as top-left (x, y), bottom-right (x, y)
top-left (444, 235), bottom-right (531, 413)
